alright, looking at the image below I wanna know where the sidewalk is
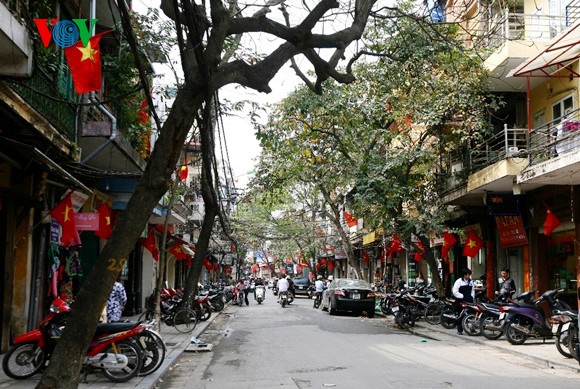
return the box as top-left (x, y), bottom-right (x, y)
top-left (0, 310), bottom-right (222, 389)
top-left (407, 316), bottom-right (580, 373)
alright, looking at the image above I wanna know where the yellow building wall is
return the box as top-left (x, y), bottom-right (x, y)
top-left (529, 62), bottom-right (579, 124)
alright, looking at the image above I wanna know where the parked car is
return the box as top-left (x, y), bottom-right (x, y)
top-left (320, 278), bottom-right (377, 318)
top-left (292, 277), bottom-right (312, 297)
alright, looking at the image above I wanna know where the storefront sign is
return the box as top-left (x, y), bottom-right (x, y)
top-left (74, 212), bottom-right (99, 230)
top-left (495, 215), bottom-right (528, 248)
top-left (487, 194), bottom-right (521, 216)
top-left (363, 231), bottom-right (376, 245)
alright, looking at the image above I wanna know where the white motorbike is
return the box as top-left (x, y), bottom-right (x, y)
top-left (255, 285), bottom-right (265, 304)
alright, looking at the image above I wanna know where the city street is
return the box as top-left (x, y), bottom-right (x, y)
top-left (159, 291), bottom-right (578, 389)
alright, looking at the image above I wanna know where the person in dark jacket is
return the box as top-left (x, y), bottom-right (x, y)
top-left (496, 267), bottom-right (516, 299)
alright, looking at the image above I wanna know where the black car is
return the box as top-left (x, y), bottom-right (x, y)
top-left (292, 277), bottom-right (312, 297)
top-left (321, 278), bottom-right (377, 318)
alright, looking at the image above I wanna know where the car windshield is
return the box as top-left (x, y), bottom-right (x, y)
top-left (336, 279), bottom-right (370, 289)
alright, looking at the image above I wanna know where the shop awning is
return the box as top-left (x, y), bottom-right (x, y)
top-left (509, 19), bottom-right (580, 78)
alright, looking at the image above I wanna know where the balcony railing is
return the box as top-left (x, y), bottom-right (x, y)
top-left (528, 107), bottom-right (580, 166)
top-left (470, 11), bottom-right (567, 51)
top-left (470, 125), bottom-right (528, 170)
top-left (440, 125), bottom-right (528, 194)
top-left (1, 0), bottom-right (28, 21)
top-left (4, 70), bottom-right (77, 141)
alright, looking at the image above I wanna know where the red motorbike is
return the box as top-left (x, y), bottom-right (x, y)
top-left (2, 298), bottom-right (145, 383)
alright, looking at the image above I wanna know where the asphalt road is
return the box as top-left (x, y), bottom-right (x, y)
top-left (159, 290), bottom-right (578, 389)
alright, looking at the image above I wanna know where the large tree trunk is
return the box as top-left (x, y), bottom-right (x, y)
top-left (37, 80), bottom-right (205, 388)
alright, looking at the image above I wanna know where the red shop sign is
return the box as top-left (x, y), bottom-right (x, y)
top-left (495, 215), bottom-right (528, 248)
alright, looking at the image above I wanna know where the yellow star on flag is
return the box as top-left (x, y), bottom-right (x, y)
top-left (105, 216), bottom-right (110, 226)
top-left (77, 42), bottom-right (97, 62)
top-left (467, 239), bottom-right (477, 248)
top-left (64, 205), bottom-right (72, 222)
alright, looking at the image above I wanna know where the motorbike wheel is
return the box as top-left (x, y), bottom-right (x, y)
top-left (394, 311), bottom-right (405, 329)
top-left (567, 322), bottom-right (579, 361)
top-left (424, 302), bottom-right (442, 325)
top-left (380, 298), bottom-right (393, 316)
top-left (211, 298), bottom-right (225, 312)
top-left (137, 330), bottom-right (166, 376)
top-left (173, 308), bottom-right (197, 333)
top-left (281, 299), bottom-right (286, 308)
top-left (138, 310), bottom-right (153, 321)
top-left (287, 293), bottom-right (294, 304)
top-left (505, 323), bottom-right (527, 345)
top-left (462, 313), bottom-right (481, 336)
top-left (313, 297), bottom-right (321, 309)
top-left (555, 323), bottom-right (573, 359)
top-left (199, 304), bottom-right (212, 321)
top-left (479, 314), bottom-right (503, 340)
top-left (2, 342), bottom-right (47, 379)
top-left (101, 339), bottom-right (143, 383)
top-left (439, 306), bottom-right (458, 329)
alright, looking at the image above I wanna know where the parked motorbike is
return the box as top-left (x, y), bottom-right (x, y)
top-left (392, 291), bottom-right (416, 329)
top-left (2, 298), bottom-right (144, 383)
top-left (255, 285), bottom-right (266, 304)
top-left (439, 300), bottom-right (474, 330)
top-left (500, 289), bottom-right (572, 345)
top-left (135, 320), bottom-right (166, 377)
top-left (550, 309), bottom-right (578, 358)
top-left (477, 290), bottom-right (534, 340)
top-left (192, 295), bottom-right (212, 321)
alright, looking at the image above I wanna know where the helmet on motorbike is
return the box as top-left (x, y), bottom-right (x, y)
top-left (328, 275), bottom-right (334, 281)
top-left (317, 275), bottom-right (323, 280)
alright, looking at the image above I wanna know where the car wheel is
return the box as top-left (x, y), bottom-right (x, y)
top-left (367, 310), bottom-right (375, 319)
top-left (329, 302), bottom-right (337, 315)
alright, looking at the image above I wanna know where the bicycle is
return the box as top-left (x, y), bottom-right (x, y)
top-left (139, 294), bottom-right (197, 334)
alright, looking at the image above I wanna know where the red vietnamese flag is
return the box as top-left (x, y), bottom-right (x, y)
top-left (64, 31), bottom-right (109, 94)
top-left (387, 235), bottom-right (404, 258)
top-left (462, 228), bottom-right (483, 258)
top-left (178, 165), bottom-right (188, 181)
top-left (328, 260), bottom-right (334, 272)
top-left (140, 229), bottom-right (159, 261)
top-left (343, 211), bottom-right (357, 227)
top-left (169, 242), bottom-right (187, 260)
top-left (414, 241), bottom-right (426, 262)
top-left (95, 203), bottom-right (112, 239)
top-left (441, 231), bottom-right (457, 260)
top-left (362, 249), bottom-right (369, 264)
top-left (543, 207), bottom-right (561, 236)
top-left (49, 192), bottom-right (78, 245)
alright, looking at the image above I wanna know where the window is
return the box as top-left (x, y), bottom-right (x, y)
top-left (552, 95), bottom-right (574, 124)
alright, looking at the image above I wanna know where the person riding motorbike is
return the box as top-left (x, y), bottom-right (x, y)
top-left (254, 277), bottom-right (265, 300)
top-left (277, 276), bottom-right (290, 303)
top-left (313, 275), bottom-right (325, 307)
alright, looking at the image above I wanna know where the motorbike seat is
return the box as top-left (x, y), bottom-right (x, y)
top-left (95, 321), bottom-right (140, 336)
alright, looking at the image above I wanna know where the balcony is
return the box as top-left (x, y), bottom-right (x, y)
top-left (518, 108), bottom-right (580, 185)
top-left (441, 126), bottom-right (529, 205)
top-left (0, 0), bottom-right (32, 76)
top-left (476, 12), bottom-right (567, 91)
